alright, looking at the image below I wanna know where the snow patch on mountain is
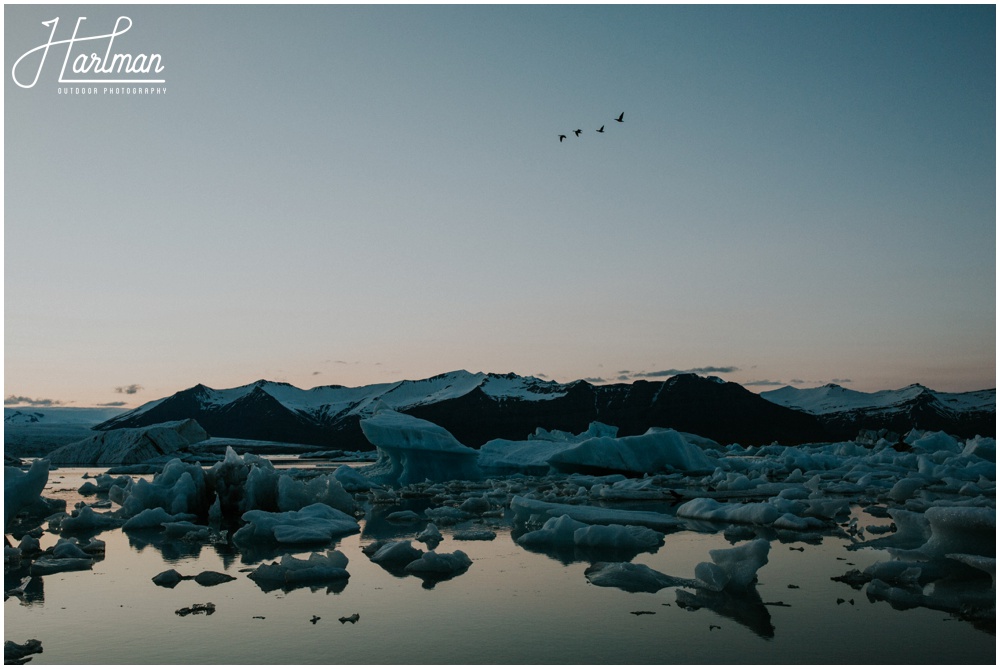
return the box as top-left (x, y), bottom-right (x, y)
top-left (761, 383), bottom-right (994, 415)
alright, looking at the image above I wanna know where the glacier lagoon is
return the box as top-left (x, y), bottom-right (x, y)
top-left (5, 462), bottom-right (995, 665)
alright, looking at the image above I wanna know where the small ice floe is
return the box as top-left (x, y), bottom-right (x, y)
top-left (516, 514), bottom-right (664, 561)
top-left (277, 472), bottom-right (354, 515)
top-left (152, 569), bottom-right (188, 588)
top-left (4, 639), bottom-right (43, 665)
top-left (247, 550), bottom-right (350, 592)
top-left (368, 541), bottom-right (425, 574)
top-left (122, 508), bottom-right (199, 532)
top-left (29, 556), bottom-right (94, 576)
top-left (453, 529), bottom-right (497, 541)
top-left (54, 505), bottom-right (123, 534)
top-left (403, 550), bottom-right (472, 583)
top-left (119, 459), bottom-right (209, 518)
top-left (424, 506), bottom-right (471, 526)
top-left (175, 602), bottom-right (216, 616)
top-left (332, 465), bottom-right (371, 492)
top-left (584, 562), bottom-right (688, 593)
top-left (339, 613), bottom-right (360, 624)
top-left (416, 523), bottom-right (443, 547)
top-left (78, 473), bottom-right (132, 496)
top-left (234, 503), bottom-right (360, 545)
top-left (194, 571), bottom-right (237, 586)
top-left (511, 496), bottom-right (681, 532)
top-left (386, 510), bottom-right (422, 523)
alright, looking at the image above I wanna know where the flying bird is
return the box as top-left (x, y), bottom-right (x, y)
top-left (574, 129), bottom-right (582, 137)
top-left (615, 112), bottom-right (624, 122)
top-left (596, 125), bottom-right (604, 133)
top-left (559, 134), bottom-right (566, 142)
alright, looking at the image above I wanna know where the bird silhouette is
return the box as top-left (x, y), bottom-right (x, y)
top-left (559, 134), bottom-right (567, 142)
top-left (615, 112), bottom-right (624, 122)
top-left (596, 125), bottom-right (604, 133)
top-left (574, 129), bottom-right (582, 137)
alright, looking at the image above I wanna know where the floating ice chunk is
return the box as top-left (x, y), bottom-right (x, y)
top-left (516, 515), bottom-right (590, 548)
top-left (119, 459), bottom-right (209, 518)
top-left (416, 523), bottom-right (443, 546)
top-left (370, 540), bottom-right (424, 567)
top-left (424, 506), bottom-right (471, 525)
top-left (122, 508), bottom-right (198, 532)
top-left (584, 561), bottom-right (690, 593)
top-left (277, 472), bottom-right (354, 514)
top-left (459, 495), bottom-right (492, 514)
top-left (358, 408), bottom-right (482, 485)
top-left (29, 556), bottom-right (94, 576)
top-left (386, 510), bottom-right (422, 523)
top-left (896, 506), bottom-right (995, 561)
top-left (453, 529), bottom-right (497, 541)
top-left (910, 431), bottom-right (962, 454)
top-left (676, 498), bottom-right (781, 526)
top-left (962, 436), bottom-right (995, 463)
top-left (704, 538), bottom-right (770, 591)
top-left (946, 553), bottom-right (996, 585)
top-left (573, 524), bottom-right (664, 551)
top-left (59, 505), bottom-right (123, 534)
top-left (511, 496), bottom-right (681, 532)
top-left (248, 550), bottom-right (350, 589)
top-left (234, 503), bottom-right (360, 545)
top-left (479, 423), bottom-right (617, 475)
top-left (404, 550), bottom-right (472, 575)
top-left (4, 460), bottom-right (50, 530)
top-left (548, 429), bottom-right (715, 476)
top-left (51, 538), bottom-right (90, 559)
top-left (152, 569), bottom-right (187, 588)
top-left (332, 465), bottom-right (371, 491)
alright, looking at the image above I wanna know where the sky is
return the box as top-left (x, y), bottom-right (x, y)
top-left (4, 4), bottom-right (996, 408)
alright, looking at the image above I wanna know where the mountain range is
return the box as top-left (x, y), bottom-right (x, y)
top-left (90, 371), bottom-right (995, 449)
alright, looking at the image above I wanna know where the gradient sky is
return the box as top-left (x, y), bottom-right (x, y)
top-left (4, 4), bottom-right (996, 408)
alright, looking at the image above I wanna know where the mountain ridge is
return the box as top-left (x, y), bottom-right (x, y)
top-left (91, 371), bottom-right (995, 449)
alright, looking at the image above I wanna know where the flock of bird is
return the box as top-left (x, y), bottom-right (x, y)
top-left (559, 112), bottom-right (624, 142)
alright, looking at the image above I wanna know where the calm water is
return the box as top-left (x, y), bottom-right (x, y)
top-left (4, 467), bottom-right (994, 665)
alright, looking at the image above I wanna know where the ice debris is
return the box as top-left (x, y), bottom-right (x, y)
top-left (247, 550), bottom-right (350, 590)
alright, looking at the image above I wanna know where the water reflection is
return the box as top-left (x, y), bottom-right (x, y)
top-left (675, 586), bottom-right (775, 639)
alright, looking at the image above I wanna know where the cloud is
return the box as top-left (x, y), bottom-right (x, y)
top-left (97, 401), bottom-right (129, 407)
top-left (312, 371), bottom-right (321, 376)
top-left (790, 379), bottom-right (805, 385)
top-left (4, 395), bottom-right (65, 407)
top-left (535, 373), bottom-right (549, 379)
top-left (830, 378), bottom-right (853, 384)
top-left (742, 379), bottom-right (784, 387)
top-left (616, 375), bottom-right (631, 381)
top-left (634, 366), bottom-right (739, 378)
top-left (582, 377), bottom-right (607, 384)
top-left (114, 384), bottom-right (143, 395)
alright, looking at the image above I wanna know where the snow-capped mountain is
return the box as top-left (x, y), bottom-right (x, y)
top-left (94, 372), bottom-right (994, 450)
top-left (760, 383), bottom-right (995, 438)
top-left (94, 371), bottom-right (830, 449)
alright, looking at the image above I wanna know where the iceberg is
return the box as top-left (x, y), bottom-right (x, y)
top-left (5, 460), bottom-right (51, 530)
top-left (547, 429), bottom-right (716, 476)
top-left (511, 496), bottom-right (682, 532)
top-left (233, 503), bottom-right (360, 545)
top-left (584, 561), bottom-right (689, 593)
top-left (248, 550), bottom-right (350, 592)
top-left (358, 407), bottom-right (482, 486)
top-left (119, 459), bottom-right (209, 518)
top-left (404, 549), bottom-right (472, 576)
top-left (478, 422), bottom-right (618, 475)
top-left (46, 419), bottom-right (208, 466)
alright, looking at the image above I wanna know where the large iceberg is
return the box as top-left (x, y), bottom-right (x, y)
top-left (358, 407), bottom-right (482, 486)
top-left (547, 428), bottom-right (716, 475)
top-left (46, 419), bottom-right (209, 466)
top-left (5, 460), bottom-right (51, 530)
top-left (478, 422), bottom-right (619, 475)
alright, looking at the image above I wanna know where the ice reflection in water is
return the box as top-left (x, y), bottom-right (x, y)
top-left (3, 467), bottom-right (995, 665)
